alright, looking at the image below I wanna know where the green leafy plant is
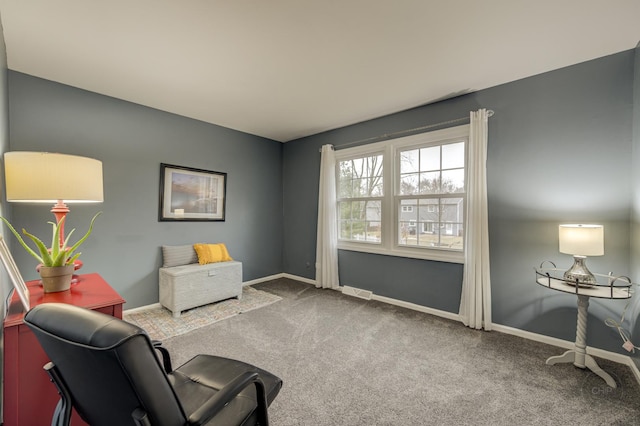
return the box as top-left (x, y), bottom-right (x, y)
top-left (1, 212), bottom-right (101, 267)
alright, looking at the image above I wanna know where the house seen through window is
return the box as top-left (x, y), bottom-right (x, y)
top-left (397, 141), bottom-right (465, 250)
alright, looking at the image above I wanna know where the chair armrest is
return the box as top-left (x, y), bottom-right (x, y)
top-left (187, 371), bottom-right (269, 426)
top-left (44, 362), bottom-right (73, 426)
top-left (131, 407), bottom-right (152, 426)
top-left (151, 340), bottom-right (173, 373)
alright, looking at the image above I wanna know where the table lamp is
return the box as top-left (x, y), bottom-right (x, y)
top-left (558, 224), bottom-right (604, 286)
top-left (4, 152), bottom-right (103, 250)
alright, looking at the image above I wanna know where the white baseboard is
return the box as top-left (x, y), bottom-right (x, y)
top-left (280, 273), bottom-right (316, 286)
top-left (243, 273), bottom-right (285, 286)
top-left (124, 302), bottom-right (161, 314)
top-left (371, 292), bottom-right (461, 322)
top-left (125, 272), bottom-right (640, 385)
top-left (491, 323), bottom-right (633, 366)
top-left (245, 272), bottom-right (318, 287)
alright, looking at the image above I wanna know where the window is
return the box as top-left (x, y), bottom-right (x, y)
top-left (335, 125), bottom-right (468, 263)
top-left (337, 154), bottom-right (383, 244)
top-left (397, 141), bottom-right (465, 250)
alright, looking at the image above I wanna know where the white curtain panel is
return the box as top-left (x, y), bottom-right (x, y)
top-left (459, 109), bottom-right (492, 330)
top-left (315, 144), bottom-right (340, 289)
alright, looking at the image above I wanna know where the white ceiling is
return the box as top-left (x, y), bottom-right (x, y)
top-left (1, 1), bottom-right (639, 142)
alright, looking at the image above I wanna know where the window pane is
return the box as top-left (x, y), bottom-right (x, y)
top-left (400, 173), bottom-right (419, 195)
top-left (339, 159), bottom-right (353, 178)
top-left (366, 200), bottom-right (382, 243)
top-left (338, 155), bottom-right (383, 199)
top-left (398, 197), bottom-right (464, 251)
top-left (440, 198), bottom-right (464, 250)
top-left (366, 155), bottom-right (384, 197)
top-left (365, 200), bottom-right (382, 222)
top-left (442, 142), bottom-right (464, 169)
top-left (352, 157), bottom-right (364, 175)
top-left (399, 199), bottom-right (417, 220)
top-left (400, 149), bottom-right (419, 174)
top-left (441, 168), bottom-right (464, 193)
top-left (418, 172), bottom-right (440, 194)
top-left (398, 199), bottom-right (418, 245)
top-left (418, 199), bottom-right (439, 221)
top-left (354, 201), bottom-right (367, 220)
top-left (441, 198), bottom-right (464, 225)
top-left (367, 155), bottom-right (383, 177)
top-left (368, 173), bottom-right (384, 197)
top-left (338, 200), bottom-right (381, 243)
top-left (338, 160), bottom-right (354, 198)
top-left (369, 179), bottom-right (383, 197)
top-left (338, 178), bottom-right (352, 198)
top-left (339, 220), bottom-right (353, 240)
top-left (420, 146), bottom-right (440, 171)
top-left (338, 201), bottom-right (351, 220)
top-left (353, 178), bottom-right (367, 197)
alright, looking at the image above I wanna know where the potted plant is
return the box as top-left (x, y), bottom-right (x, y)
top-left (1, 212), bottom-right (101, 292)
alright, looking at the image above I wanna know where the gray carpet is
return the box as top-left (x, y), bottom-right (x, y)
top-left (161, 278), bottom-right (640, 425)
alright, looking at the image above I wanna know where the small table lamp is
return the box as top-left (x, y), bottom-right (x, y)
top-left (4, 152), bottom-right (103, 249)
top-left (558, 224), bottom-right (604, 286)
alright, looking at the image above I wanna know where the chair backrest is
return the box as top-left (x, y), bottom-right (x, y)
top-left (24, 303), bottom-right (186, 426)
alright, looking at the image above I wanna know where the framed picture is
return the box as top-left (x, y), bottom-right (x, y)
top-left (159, 163), bottom-right (227, 221)
top-left (0, 235), bottom-right (29, 311)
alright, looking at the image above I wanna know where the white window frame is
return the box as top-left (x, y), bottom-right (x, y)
top-left (335, 125), bottom-right (469, 263)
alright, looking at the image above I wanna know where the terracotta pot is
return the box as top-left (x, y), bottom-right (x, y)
top-left (39, 265), bottom-right (75, 293)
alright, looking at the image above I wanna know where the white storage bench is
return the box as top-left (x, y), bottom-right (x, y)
top-left (159, 260), bottom-right (243, 318)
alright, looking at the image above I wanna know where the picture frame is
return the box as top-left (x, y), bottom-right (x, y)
top-left (0, 235), bottom-right (30, 311)
top-left (159, 163), bottom-right (227, 221)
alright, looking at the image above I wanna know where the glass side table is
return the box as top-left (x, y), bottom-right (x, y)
top-left (535, 264), bottom-right (632, 388)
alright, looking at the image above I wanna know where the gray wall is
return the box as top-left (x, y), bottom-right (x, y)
top-left (7, 71), bottom-right (284, 309)
top-left (283, 50), bottom-right (636, 355)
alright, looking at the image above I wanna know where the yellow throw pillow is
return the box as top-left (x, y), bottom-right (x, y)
top-left (193, 243), bottom-right (233, 265)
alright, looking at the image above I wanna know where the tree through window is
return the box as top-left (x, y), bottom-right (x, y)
top-left (337, 154), bottom-right (383, 243)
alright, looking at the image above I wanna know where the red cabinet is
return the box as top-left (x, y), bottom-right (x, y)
top-left (3, 273), bottom-right (125, 425)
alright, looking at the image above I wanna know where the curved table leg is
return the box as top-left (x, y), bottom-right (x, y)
top-left (546, 350), bottom-right (575, 365)
top-left (584, 354), bottom-right (617, 388)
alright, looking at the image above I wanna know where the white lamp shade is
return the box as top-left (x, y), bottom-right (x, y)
top-left (4, 152), bottom-right (103, 203)
top-left (558, 224), bottom-right (604, 256)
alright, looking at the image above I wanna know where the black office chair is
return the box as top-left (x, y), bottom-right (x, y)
top-left (24, 303), bottom-right (282, 426)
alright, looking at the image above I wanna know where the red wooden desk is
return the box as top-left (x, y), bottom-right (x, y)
top-left (3, 273), bottom-right (125, 426)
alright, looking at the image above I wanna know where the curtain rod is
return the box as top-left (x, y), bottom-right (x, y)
top-left (319, 109), bottom-right (494, 152)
